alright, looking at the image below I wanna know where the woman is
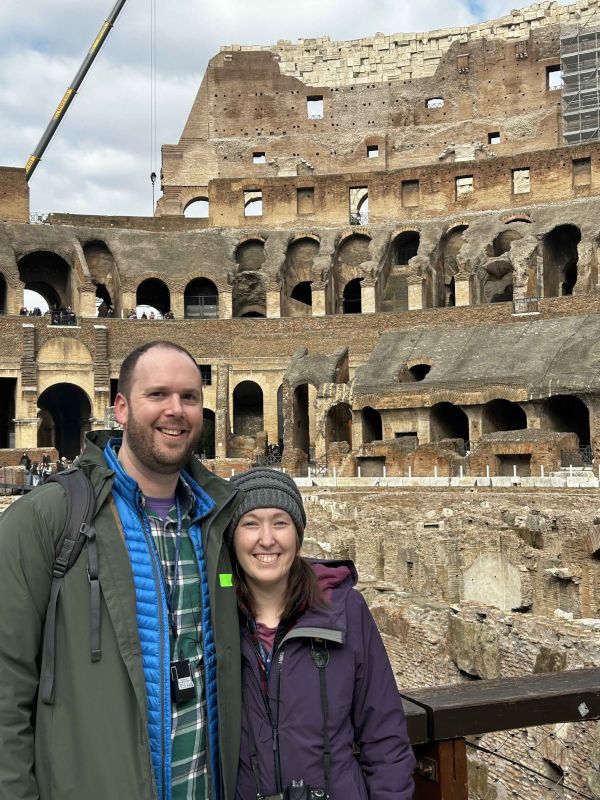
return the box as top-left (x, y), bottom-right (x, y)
top-left (228, 467), bottom-right (415, 800)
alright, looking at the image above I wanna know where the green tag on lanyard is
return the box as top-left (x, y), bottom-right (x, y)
top-left (219, 573), bottom-right (233, 588)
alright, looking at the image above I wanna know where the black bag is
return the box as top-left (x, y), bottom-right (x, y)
top-left (39, 468), bottom-right (101, 704)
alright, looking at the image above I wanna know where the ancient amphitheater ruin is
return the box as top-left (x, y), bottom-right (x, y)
top-left (1, 0), bottom-right (600, 795)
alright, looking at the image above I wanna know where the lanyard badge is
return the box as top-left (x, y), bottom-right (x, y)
top-left (170, 659), bottom-right (197, 704)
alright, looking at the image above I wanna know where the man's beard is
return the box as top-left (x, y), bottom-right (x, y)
top-left (123, 412), bottom-right (201, 475)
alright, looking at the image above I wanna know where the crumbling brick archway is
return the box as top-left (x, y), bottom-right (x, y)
top-left (430, 401), bottom-right (469, 443)
top-left (482, 399), bottom-right (527, 434)
top-left (18, 250), bottom-right (71, 311)
top-left (283, 236), bottom-right (319, 317)
top-left (542, 225), bottom-right (581, 297)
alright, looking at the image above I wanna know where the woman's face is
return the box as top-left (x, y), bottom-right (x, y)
top-left (233, 507), bottom-right (298, 594)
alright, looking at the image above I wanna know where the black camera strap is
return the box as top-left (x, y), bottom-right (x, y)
top-left (310, 638), bottom-right (331, 799)
top-left (243, 638), bottom-right (331, 800)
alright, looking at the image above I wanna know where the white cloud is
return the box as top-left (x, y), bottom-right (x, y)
top-left (1, 0), bottom-right (573, 216)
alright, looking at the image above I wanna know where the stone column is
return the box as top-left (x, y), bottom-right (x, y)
top-left (266, 288), bottom-right (281, 318)
top-left (215, 364), bottom-right (230, 458)
top-left (121, 290), bottom-right (137, 318)
top-left (171, 290), bottom-right (185, 320)
top-left (310, 281), bottom-right (327, 317)
top-left (407, 276), bottom-right (424, 311)
top-left (352, 409), bottom-right (364, 450)
top-left (219, 291), bottom-right (233, 319)
top-left (465, 406), bottom-right (482, 442)
top-left (77, 282), bottom-right (97, 318)
top-left (361, 279), bottom-right (376, 314)
top-left (454, 271), bottom-right (472, 307)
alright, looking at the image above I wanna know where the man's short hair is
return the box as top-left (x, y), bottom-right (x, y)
top-left (117, 341), bottom-right (200, 399)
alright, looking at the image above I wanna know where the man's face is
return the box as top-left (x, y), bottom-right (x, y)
top-left (114, 347), bottom-right (203, 478)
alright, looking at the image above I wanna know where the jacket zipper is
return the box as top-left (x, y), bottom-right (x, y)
top-left (138, 508), bottom-right (168, 800)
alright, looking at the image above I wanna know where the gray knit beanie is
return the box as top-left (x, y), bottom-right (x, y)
top-left (227, 467), bottom-right (306, 545)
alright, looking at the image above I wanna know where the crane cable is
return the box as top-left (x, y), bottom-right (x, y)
top-left (150, 0), bottom-right (158, 212)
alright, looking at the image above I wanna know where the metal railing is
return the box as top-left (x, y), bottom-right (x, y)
top-left (512, 296), bottom-right (540, 314)
top-left (184, 295), bottom-right (219, 319)
top-left (561, 446), bottom-right (594, 467)
top-left (350, 212), bottom-right (369, 226)
top-left (254, 444), bottom-right (283, 467)
top-left (29, 212), bottom-right (49, 225)
top-left (50, 309), bottom-right (77, 326)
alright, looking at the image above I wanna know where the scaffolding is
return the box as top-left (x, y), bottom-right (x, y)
top-left (561, 17), bottom-right (600, 144)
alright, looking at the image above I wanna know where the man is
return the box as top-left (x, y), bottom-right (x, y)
top-left (0, 341), bottom-right (241, 800)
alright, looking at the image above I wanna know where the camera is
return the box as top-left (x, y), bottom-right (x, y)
top-left (261, 780), bottom-right (328, 800)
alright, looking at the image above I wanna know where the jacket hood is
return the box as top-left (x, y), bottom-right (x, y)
top-left (310, 560), bottom-right (354, 603)
top-left (281, 559), bottom-right (358, 646)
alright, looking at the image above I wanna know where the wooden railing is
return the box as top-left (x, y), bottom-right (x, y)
top-left (401, 668), bottom-right (600, 798)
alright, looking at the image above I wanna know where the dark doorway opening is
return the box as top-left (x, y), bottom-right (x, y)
top-left (342, 279), bottom-right (362, 314)
top-left (0, 378), bottom-right (16, 447)
top-left (233, 381), bottom-right (264, 436)
top-left (546, 395), bottom-right (590, 447)
top-left (430, 402), bottom-right (469, 442)
top-left (362, 406), bottom-right (383, 444)
top-left (37, 383), bottom-right (91, 459)
top-left (482, 400), bottom-right (527, 434)
top-left (184, 278), bottom-right (219, 319)
top-left (199, 409), bottom-right (215, 459)
top-left (326, 403), bottom-right (352, 447)
top-left (136, 279), bottom-right (171, 315)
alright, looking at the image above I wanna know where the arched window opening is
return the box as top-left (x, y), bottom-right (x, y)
top-left (542, 225), bottom-right (581, 298)
top-left (291, 282), bottom-right (312, 307)
top-left (439, 226), bottom-right (468, 308)
top-left (546, 395), bottom-right (590, 447)
top-left (393, 232), bottom-right (420, 265)
top-left (37, 383), bottom-right (91, 459)
top-left (136, 278), bottom-right (170, 315)
top-left (481, 400), bottom-right (527, 434)
top-left (362, 406), bottom-right (382, 444)
top-left (184, 278), bottom-right (218, 319)
top-left (343, 278), bottom-right (362, 314)
top-left (326, 403), bottom-right (352, 447)
top-left (95, 283), bottom-right (112, 317)
top-left (430, 402), bottom-right (469, 443)
top-left (492, 230), bottom-right (522, 257)
top-left (240, 310), bottom-right (266, 318)
top-left (18, 251), bottom-right (70, 311)
top-left (236, 239), bottom-right (266, 270)
top-left (233, 381), bottom-right (264, 436)
top-left (0, 378), bottom-right (16, 446)
top-left (408, 364), bottom-right (431, 382)
top-left (184, 198), bottom-right (209, 219)
top-left (198, 409), bottom-right (215, 459)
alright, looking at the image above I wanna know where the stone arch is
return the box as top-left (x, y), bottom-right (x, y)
top-left (235, 238), bottom-right (266, 271)
top-left (83, 240), bottom-right (117, 313)
top-left (333, 233), bottom-right (371, 313)
top-left (546, 395), bottom-right (590, 447)
top-left (481, 259), bottom-right (514, 304)
top-left (136, 278), bottom-right (171, 315)
top-left (325, 402), bottom-right (352, 448)
top-left (37, 382), bottom-right (92, 459)
top-left (184, 277), bottom-right (219, 319)
top-left (362, 406), bottom-right (382, 444)
top-left (481, 400), bottom-right (527, 434)
top-left (283, 236), bottom-right (319, 317)
top-left (430, 402), bottom-right (469, 442)
top-left (233, 380), bottom-right (264, 435)
top-left (542, 225), bottom-right (581, 297)
top-left (184, 197), bottom-right (209, 219)
top-left (18, 250), bottom-right (72, 310)
top-left (493, 229), bottom-right (522, 257)
top-left (437, 225), bottom-right (468, 307)
top-left (392, 231), bottom-right (420, 265)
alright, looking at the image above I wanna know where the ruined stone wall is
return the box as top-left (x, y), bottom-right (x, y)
top-left (231, 0), bottom-right (596, 86)
top-left (301, 486), bottom-right (600, 797)
top-left (0, 168), bottom-right (29, 224)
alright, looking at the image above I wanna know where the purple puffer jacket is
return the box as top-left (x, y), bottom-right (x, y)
top-left (236, 559), bottom-right (416, 800)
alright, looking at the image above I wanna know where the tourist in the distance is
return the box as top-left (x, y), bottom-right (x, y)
top-left (227, 467), bottom-right (416, 800)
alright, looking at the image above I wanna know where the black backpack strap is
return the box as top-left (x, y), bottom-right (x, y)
top-left (311, 638), bottom-right (331, 799)
top-left (40, 469), bottom-right (100, 705)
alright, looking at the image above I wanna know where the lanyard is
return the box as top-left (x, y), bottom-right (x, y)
top-left (165, 499), bottom-right (182, 639)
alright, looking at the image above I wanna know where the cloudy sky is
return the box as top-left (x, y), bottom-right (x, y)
top-left (1, 0), bottom-right (569, 218)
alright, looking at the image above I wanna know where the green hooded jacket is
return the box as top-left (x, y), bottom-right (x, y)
top-left (0, 431), bottom-right (241, 800)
